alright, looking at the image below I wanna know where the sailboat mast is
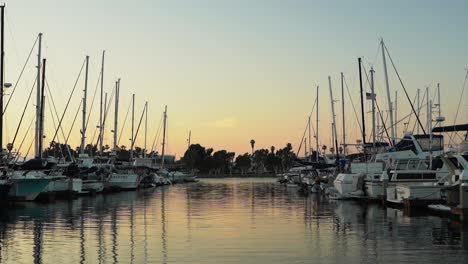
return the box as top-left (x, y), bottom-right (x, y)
top-left (341, 72), bottom-right (346, 154)
top-left (381, 39), bottom-right (395, 144)
top-left (394, 90), bottom-right (398, 139)
top-left (187, 130), bottom-right (191, 148)
top-left (358, 57), bottom-right (366, 145)
top-left (307, 115), bottom-right (311, 160)
top-left (161, 105), bottom-right (167, 169)
top-left (417, 88), bottom-right (420, 134)
top-left (130, 93), bottom-right (135, 159)
top-left (370, 67), bottom-right (376, 146)
top-left (99, 50), bottom-right (105, 156)
top-left (304, 137), bottom-right (307, 157)
top-left (81, 55), bottom-right (89, 154)
top-left (103, 92), bottom-right (107, 153)
top-left (0, 5), bottom-right (4, 154)
top-left (437, 83), bottom-right (441, 117)
top-left (113, 79), bottom-right (120, 151)
top-left (426, 86), bottom-right (430, 132)
top-left (328, 76), bottom-right (339, 161)
top-left (144, 101), bottom-right (147, 158)
top-left (38, 59), bottom-right (46, 158)
top-left (315, 86), bottom-right (319, 162)
top-left (35, 33), bottom-right (42, 158)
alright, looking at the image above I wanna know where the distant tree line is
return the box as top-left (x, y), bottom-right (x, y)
top-left (181, 143), bottom-right (296, 175)
top-left (40, 142), bottom-right (158, 162)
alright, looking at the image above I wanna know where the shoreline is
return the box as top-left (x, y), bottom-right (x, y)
top-left (196, 173), bottom-right (277, 178)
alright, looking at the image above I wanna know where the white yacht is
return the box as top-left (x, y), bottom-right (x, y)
top-left (332, 133), bottom-right (444, 200)
top-left (105, 166), bottom-right (140, 191)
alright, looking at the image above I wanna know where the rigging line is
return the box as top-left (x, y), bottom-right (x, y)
top-left (3, 35), bottom-right (39, 114)
top-left (308, 95), bottom-right (318, 136)
top-left (85, 70), bottom-right (101, 132)
top-left (21, 137), bottom-right (35, 162)
top-left (343, 75), bottom-right (363, 135)
top-left (374, 99), bottom-right (392, 145)
top-left (404, 92), bottom-right (418, 132)
top-left (14, 116), bottom-right (35, 160)
top-left (117, 99), bottom-right (132, 146)
top-left (94, 86), bottom-right (116, 147)
top-left (132, 104), bottom-right (147, 150)
top-left (46, 92), bottom-right (65, 160)
top-left (383, 42), bottom-right (426, 134)
top-left (50, 58), bottom-right (86, 146)
top-left (411, 89), bottom-right (428, 133)
top-left (296, 116), bottom-right (310, 156)
top-left (90, 119), bottom-right (99, 148)
top-left (9, 76), bottom-right (36, 150)
top-left (46, 79), bottom-right (68, 143)
top-left (65, 100), bottom-right (83, 146)
top-left (448, 69), bottom-right (468, 146)
top-left (150, 114), bottom-right (163, 154)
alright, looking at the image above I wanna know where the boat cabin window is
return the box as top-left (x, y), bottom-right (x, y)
top-left (415, 135), bottom-right (443, 152)
top-left (393, 173), bottom-right (436, 181)
top-left (392, 137), bottom-right (417, 152)
top-left (463, 155), bottom-right (468, 163)
top-left (448, 157), bottom-right (462, 170)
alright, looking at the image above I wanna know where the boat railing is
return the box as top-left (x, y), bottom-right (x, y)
top-left (389, 159), bottom-right (428, 171)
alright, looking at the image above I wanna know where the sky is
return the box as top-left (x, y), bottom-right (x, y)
top-left (2, 0), bottom-right (468, 159)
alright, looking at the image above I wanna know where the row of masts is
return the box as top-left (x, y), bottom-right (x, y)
top-left (22, 31), bottom-right (168, 165)
top-left (303, 39), bottom-right (443, 161)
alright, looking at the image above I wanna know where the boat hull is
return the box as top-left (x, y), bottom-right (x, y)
top-left (9, 178), bottom-right (50, 201)
top-left (105, 173), bottom-right (140, 191)
top-left (39, 178), bottom-right (82, 200)
top-left (82, 180), bottom-right (104, 194)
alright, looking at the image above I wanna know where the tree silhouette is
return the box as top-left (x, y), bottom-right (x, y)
top-left (250, 139), bottom-right (255, 154)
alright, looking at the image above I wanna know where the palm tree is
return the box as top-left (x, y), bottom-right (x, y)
top-left (250, 139), bottom-right (255, 155)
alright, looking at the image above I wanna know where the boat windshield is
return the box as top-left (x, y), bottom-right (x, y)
top-left (416, 136), bottom-right (443, 151)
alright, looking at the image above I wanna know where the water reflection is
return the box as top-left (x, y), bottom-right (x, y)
top-left (0, 178), bottom-right (465, 263)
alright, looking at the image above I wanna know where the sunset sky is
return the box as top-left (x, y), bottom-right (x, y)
top-left (2, 0), bottom-right (468, 159)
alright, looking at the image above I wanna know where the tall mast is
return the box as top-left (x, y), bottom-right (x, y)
top-left (437, 83), bottom-right (441, 117)
top-left (328, 76), bottom-right (339, 161)
top-left (187, 130), bottom-right (191, 148)
top-left (113, 79), bottom-right (120, 152)
top-left (103, 92), bottom-right (107, 153)
top-left (38, 59), bottom-right (46, 158)
top-left (394, 90), bottom-right (398, 139)
top-left (429, 99), bottom-right (433, 168)
top-left (0, 5), bottom-right (4, 154)
top-left (417, 88), bottom-right (420, 134)
top-left (376, 110), bottom-right (380, 141)
top-left (381, 39), bottom-right (395, 144)
top-left (315, 86), bottom-right (319, 162)
top-left (304, 137), bottom-right (307, 157)
top-left (35, 33), bottom-right (42, 158)
top-left (81, 55), bottom-right (89, 154)
top-left (144, 101), bottom-right (148, 158)
top-left (161, 105), bottom-right (167, 169)
top-left (426, 86), bottom-right (430, 132)
top-left (358, 57), bottom-right (366, 145)
top-left (340, 72), bottom-right (346, 154)
top-left (130, 93), bottom-right (135, 159)
top-left (370, 67), bottom-right (376, 146)
top-left (307, 115), bottom-right (311, 160)
top-left (99, 50), bottom-right (105, 156)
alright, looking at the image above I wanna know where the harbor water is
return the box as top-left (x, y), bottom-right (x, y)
top-left (0, 178), bottom-right (467, 264)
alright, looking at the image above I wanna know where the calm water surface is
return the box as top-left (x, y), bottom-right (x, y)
top-left (0, 178), bottom-right (467, 264)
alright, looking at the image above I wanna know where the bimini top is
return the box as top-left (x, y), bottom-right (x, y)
top-left (432, 124), bottom-right (468, 133)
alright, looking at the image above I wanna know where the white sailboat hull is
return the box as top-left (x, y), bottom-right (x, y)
top-left (105, 173), bottom-right (140, 190)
